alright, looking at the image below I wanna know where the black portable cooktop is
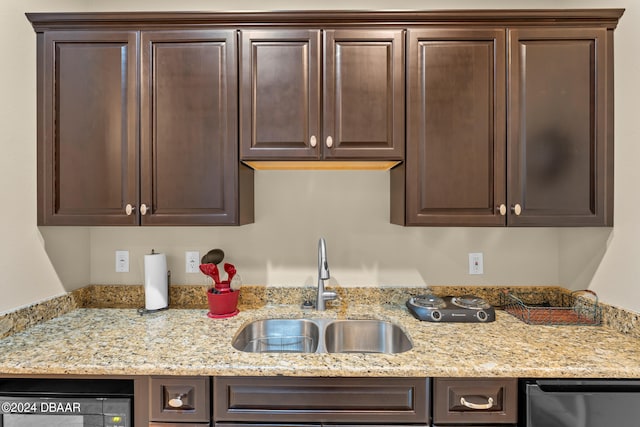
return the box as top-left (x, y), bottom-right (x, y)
top-left (406, 294), bottom-right (495, 323)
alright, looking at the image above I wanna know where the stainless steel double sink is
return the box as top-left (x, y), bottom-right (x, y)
top-left (232, 318), bottom-right (412, 354)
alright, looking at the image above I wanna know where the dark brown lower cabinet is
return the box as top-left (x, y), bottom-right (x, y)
top-left (213, 376), bottom-right (429, 425)
top-left (149, 376), bottom-right (211, 425)
top-left (151, 424), bottom-right (210, 427)
top-left (215, 424), bottom-right (320, 427)
top-left (432, 378), bottom-right (517, 425)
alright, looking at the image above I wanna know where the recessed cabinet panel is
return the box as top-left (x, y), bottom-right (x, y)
top-left (214, 376), bottom-right (429, 424)
top-left (323, 30), bottom-right (404, 159)
top-left (141, 30), bottom-right (249, 225)
top-left (240, 30), bottom-right (321, 159)
top-left (150, 424), bottom-right (209, 427)
top-left (216, 424), bottom-right (319, 427)
top-left (40, 31), bottom-right (139, 225)
top-left (507, 28), bottom-right (612, 226)
top-left (151, 42), bottom-right (225, 211)
top-left (403, 29), bottom-right (506, 226)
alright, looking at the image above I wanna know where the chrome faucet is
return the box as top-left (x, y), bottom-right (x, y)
top-left (316, 238), bottom-right (337, 310)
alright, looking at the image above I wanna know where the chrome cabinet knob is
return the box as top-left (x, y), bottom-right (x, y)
top-left (326, 136), bottom-right (333, 148)
top-left (140, 204), bottom-right (148, 216)
top-left (511, 203), bottom-right (522, 216)
top-left (497, 204), bottom-right (507, 216)
top-left (125, 204), bottom-right (134, 216)
top-left (310, 135), bottom-right (317, 148)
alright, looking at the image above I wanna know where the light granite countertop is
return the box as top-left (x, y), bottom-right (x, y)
top-left (0, 303), bottom-right (639, 378)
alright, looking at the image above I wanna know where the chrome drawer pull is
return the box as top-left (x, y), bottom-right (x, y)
top-left (460, 396), bottom-right (494, 410)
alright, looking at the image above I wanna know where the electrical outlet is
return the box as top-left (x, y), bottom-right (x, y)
top-left (115, 250), bottom-right (129, 273)
top-left (468, 253), bottom-right (483, 275)
top-left (186, 251), bottom-right (200, 273)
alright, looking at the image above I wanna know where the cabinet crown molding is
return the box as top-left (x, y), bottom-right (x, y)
top-left (27, 9), bottom-right (624, 31)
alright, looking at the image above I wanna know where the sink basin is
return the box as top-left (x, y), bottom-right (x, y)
top-left (324, 320), bottom-right (413, 354)
top-left (231, 319), bottom-right (320, 353)
top-left (232, 318), bottom-right (412, 354)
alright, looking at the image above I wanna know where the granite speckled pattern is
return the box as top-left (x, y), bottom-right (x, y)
top-left (0, 294), bottom-right (78, 339)
top-left (1, 301), bottom-right (640, 378)
top-left (2, 284), bottom-right (640, 340)
top-left (70, 284), bottom-right (640, 338)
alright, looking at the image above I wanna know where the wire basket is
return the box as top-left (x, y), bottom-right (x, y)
top-left (500, 289), bottom-right (602, 326)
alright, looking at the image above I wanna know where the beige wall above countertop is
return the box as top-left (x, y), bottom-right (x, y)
top-left (1, 0), bottom-right (638, 314)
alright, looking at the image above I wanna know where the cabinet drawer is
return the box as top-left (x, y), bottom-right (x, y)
top-left (213, 377), bottom-right (429, 423)
top-left (150, 424), bottom-right (209, 427)
top-left (433, 378), bottom-right (517, 425)
top-left (216, 424), bottom-right (318, 427)
top-left (150, 376), bottom-right (210, 423)
top-left (216, 425), bottom-right (418, 427)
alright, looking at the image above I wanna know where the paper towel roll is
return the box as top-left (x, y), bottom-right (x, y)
top-left (144, 252), bottom-right (168, 310)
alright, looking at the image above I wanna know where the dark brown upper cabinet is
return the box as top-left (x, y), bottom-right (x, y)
top-left (35, 28), bottom-right (253, 226)
top-left (37, 31), bottom-right (139, 225)
top-left (28, 10), bottom-right (622, 227)
top-left (239, 30), bottom-right (320, 160)
top-left (141, 30), bottom-right (253, 226)
top-left (394, 23), bottom-right (616, 227)
top-left (507, 28), bottom-right (613, 226)
top-left (239, 29), bottom-right (404, 161)
top-left (397, 28), bottom-right (506, 226)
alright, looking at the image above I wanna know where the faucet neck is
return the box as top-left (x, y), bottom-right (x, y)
top-left (316, 237), bottom-right (336, 310)
top-left (318, 238), bottom-right (330, 280)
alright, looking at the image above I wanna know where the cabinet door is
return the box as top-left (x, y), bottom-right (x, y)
top-left (507, 28), bottom-right (612, 226)
top-left (38, 31), bottom-right (139, 225)
top-left (141, 30), bottom-right (252, 225)
top-left (240, 30), bottom-right (321, 160)
top-left (403, 29), bottom-right (506, 226)
top-left (323, 30), bottom-right (404, 160)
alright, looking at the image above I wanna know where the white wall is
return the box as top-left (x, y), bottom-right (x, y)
top-left (1, 0), bottom-right (637, 313)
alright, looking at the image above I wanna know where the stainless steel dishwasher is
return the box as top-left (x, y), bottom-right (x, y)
top-left (523, 379), bottom-right (640, 427)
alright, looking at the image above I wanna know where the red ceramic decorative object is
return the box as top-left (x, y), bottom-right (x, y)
top-left (207, 288), bottom-right (240, 318)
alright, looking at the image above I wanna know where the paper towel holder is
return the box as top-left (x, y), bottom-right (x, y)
top-left (138, 249), bottom-right (171, 316)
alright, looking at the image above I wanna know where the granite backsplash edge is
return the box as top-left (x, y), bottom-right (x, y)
top-left (0, 285), bottom-right (638, 340)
